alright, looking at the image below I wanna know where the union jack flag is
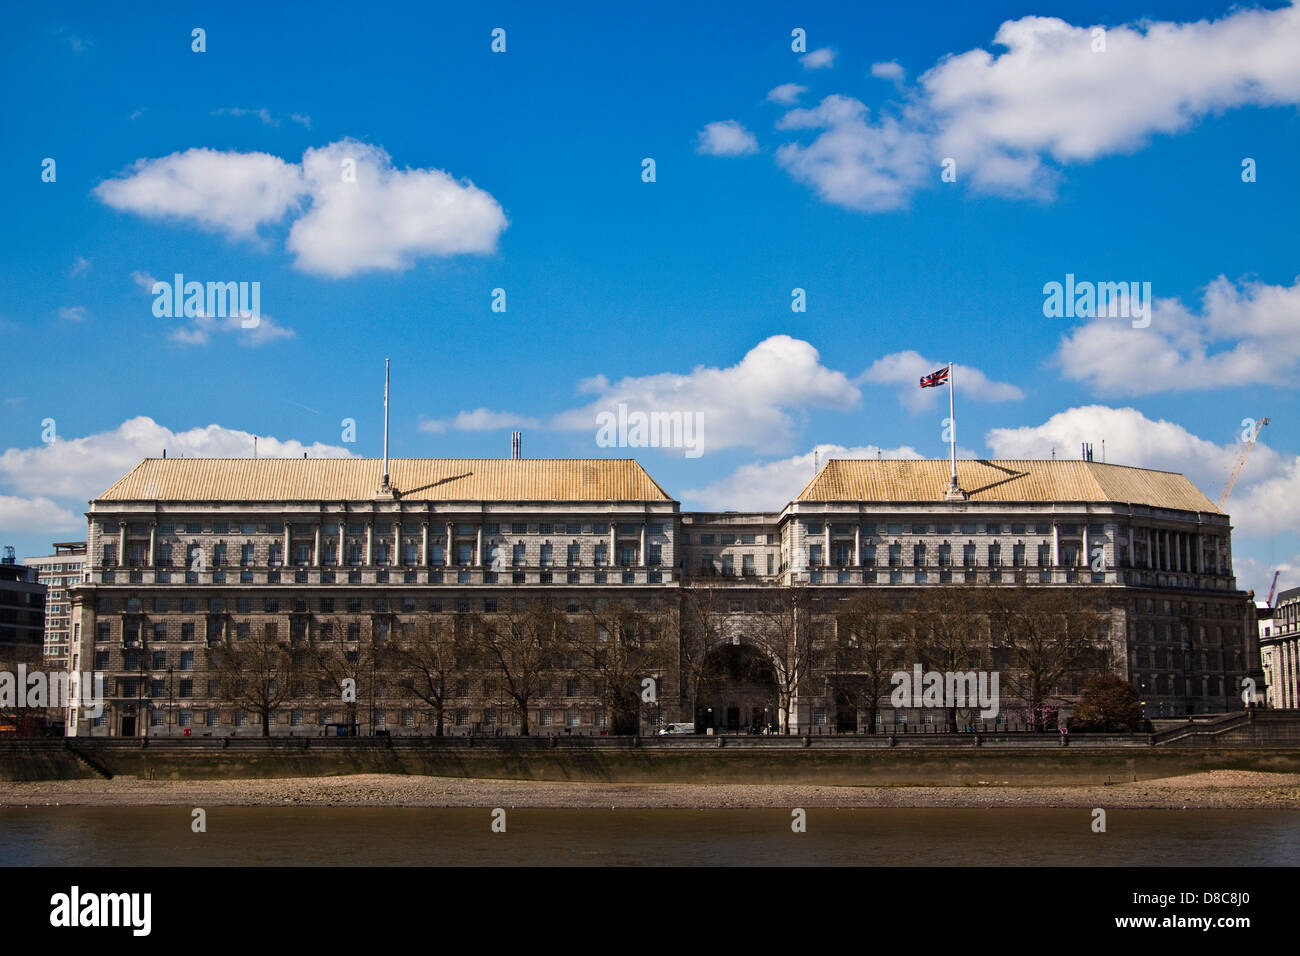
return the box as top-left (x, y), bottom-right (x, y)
top-left (919, 366), bottom-right (949, 388)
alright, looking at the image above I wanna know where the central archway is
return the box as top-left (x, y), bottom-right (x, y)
top-left (695, 643), bottom-right (779, 734)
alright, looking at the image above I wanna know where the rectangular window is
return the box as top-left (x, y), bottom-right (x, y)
top-left (808, 544), bottom-right (823, 566)
top-left (567, 543), bottom-right (580, 566)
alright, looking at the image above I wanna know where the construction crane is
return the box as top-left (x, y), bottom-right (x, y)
top-left (1267, 570), bottom-right (1281, 607)
top-left (1218, 416), bottom-right (1269, 508)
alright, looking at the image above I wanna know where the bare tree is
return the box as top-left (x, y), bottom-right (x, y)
top-left (569, 598), bottom-right (669, 735)
top-left (210, 623), bottom-right (299, 736)
top-left (905, 586), bottom-right (990, 731)
top-left (679, 585), bottom-right (727, 725)
top-left (476, 598), bottom-right (566, 736)
top-left (986, 587), bottom-right (1109, 730)
top-left (392, 615), bottom-right (458, 736)
top-left (306, 618), bottom-right (392, 735)
top-left (750, 584), bottom-right (816, 734)
top-left (833, 590), bottom-right (906, 733)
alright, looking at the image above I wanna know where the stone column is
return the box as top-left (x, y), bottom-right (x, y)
top-left (148, 522), bottom-right (156, 566)
top-left (609, 522), bottom-right (616, 566)
top-left (117, 522), bottom-right (126, 566)
top-left (283, 524), bottom-right (291, 567)
top-left (1082, 524), bottom-right (1091, 572)
top-left (1052, 524), bottom-right (1060, 567)
top-left (313, 524), bottom-right (321, 566)
top-left (475, 524), bottom-right (483, 566)
top-left (421, 522), bottom-right (429, 567)
top-left (446, 522), bottom-right (455, 566)
top-left (854, 524), bottom-right (861, 566)
top-left (639, 523), bottom-right (647, 566)
top-left (824, 524), bottom-right (831, 568)
top-left (365, 522), bottom-right (373, 566)
top-left (393, 521), bottom-right (402, 567)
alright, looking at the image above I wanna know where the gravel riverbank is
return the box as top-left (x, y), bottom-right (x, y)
top-left (4, 770), bottom-right (1300, 810)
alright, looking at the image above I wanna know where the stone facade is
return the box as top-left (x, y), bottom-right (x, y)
top-left (65, 457), bottom-right (1263, 737)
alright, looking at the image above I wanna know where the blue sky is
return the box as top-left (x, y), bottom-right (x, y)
top-left (2, 0), bottom-right (1298, 596)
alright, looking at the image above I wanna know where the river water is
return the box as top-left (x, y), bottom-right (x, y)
top-left (1, 807), bottom-right (1296, 865)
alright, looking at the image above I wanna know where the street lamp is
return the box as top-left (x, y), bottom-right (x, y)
top-left (167, 666), bottom-right (174, 736)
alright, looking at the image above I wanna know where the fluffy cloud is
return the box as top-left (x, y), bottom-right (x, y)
top-left (759, 5), bottom-right (1300, 210)
top-left (419, 409), bottom-right (540, 433)
top-left (94, 148), bottom-right (304, 238)
top-left (695, 120), bottom-right (759, 156)
top-left (550, 335), bottom-right (859, 454)
top-left (0, 416), bottom-right (351, 502)
top-left (801, 48), bottom-right (836, 70)
top-left (923, 8), bottom-right (1300, 195)
top-left (94, 140), bottom-right (507, 277)
top-left (1056, 275), bottom-right (1300, 394)
top-left (57, 306), bottom-right (87, 321)
top-left (287, 140), bottom-right (507, 277)
top-left (859, 350), bottom-right (1024, 411)
top-left (682, 442), bottom-right (923, 511)
top-left (766, 83), bottom-right (807, 105)
top-left (0, 495), bottom-right (82, 534)
top-left (870, 61), bottom-right (905, 83)
top-left (775, 95), bottom-right (931, 211)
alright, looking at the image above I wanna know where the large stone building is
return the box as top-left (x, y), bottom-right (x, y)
top-left (1261, 586), bottom-right (1299, 709)
top-left (22, 542), bottom-right (87, 670)
top-left (64, 456), bottom-right (1263, 737)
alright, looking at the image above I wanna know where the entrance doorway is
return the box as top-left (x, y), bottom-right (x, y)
top-left (121, 713), bottom-right (136, 737)
top-left (696, 644), bottom-right (779, 734)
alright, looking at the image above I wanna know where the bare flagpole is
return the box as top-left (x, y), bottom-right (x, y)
top-left (382, 358), bottom-right (390, 490)
top-left (948, 361), bottom-right (958, 495)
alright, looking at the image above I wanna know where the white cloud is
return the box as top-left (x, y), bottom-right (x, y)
top-left (94, 139), bottom-right (507, 277)
top-left (94, 147), bottom-right (304, 238)
top-left (211, 107), bottom-right (312, 128)
top-left (870, 61), bottom-right (905, 83)
top-left (696, 120), bottom-right (759, 156)
top-left (168, 312), bottom-right (295, 347)
top-left (682, 442), bottom-right (923, 511)
top-left (801, 47), bottom-right (836, 70)
top-left (984, 404), bottom-right (1293, 524)
top-left (69, 256), bottom-right (92, 278)
top-left (751, 6), bottom-right (1300, 210)
top-left (859, 350), bottom-right (1024, 411)
top-left (766, 83), bottom-right (808, 105)
top-left (419, 409), bottom-right (540, 433)
top-left (0, 417), bottom-right (352, 503)
top-left (0, 495), bottom-right (82, 533)
top-left (130, 270), bottom-right (157, 291)
top-left (922, 8), bottom-right (1300, 195)
top-left (57, 306), bottom-right (87, 321)
top-left (551, 335), bottom-right (859, 454)
top-left (775, 95), bottom-right (931, 211)
top-left (287, 140), bottom-right (507, 276)
top-left (1235, 553), bottom-right (1300, 603)
top-left (1056, 274), bottom-right (1300, 394)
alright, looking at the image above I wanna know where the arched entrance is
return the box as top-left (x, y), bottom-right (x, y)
top-left (696, 643), bottom-right (779, 734)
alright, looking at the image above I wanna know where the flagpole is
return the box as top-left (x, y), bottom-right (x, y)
top-left (948, 361), bottom-right (957, 493)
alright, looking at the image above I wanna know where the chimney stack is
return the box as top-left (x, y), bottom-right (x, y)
top-left (511, 431), bottom-right (521, 459)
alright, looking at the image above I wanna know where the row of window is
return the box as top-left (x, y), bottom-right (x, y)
top-left (808, 542), bottom-right (1071, 567)
top-left (109, 520), bottom-right (669, 538)
top-left (97, 594), bottom-right (663, 616)
top-left (104, 540), bottom-right (666, 568)
top-left (805, 521), bottom-right (1107, 536)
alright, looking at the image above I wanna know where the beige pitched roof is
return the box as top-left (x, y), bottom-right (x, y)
top-left (96, 458), bottom-right (674, 503)
top-left (796, 459), bottom-right (1221, 513)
